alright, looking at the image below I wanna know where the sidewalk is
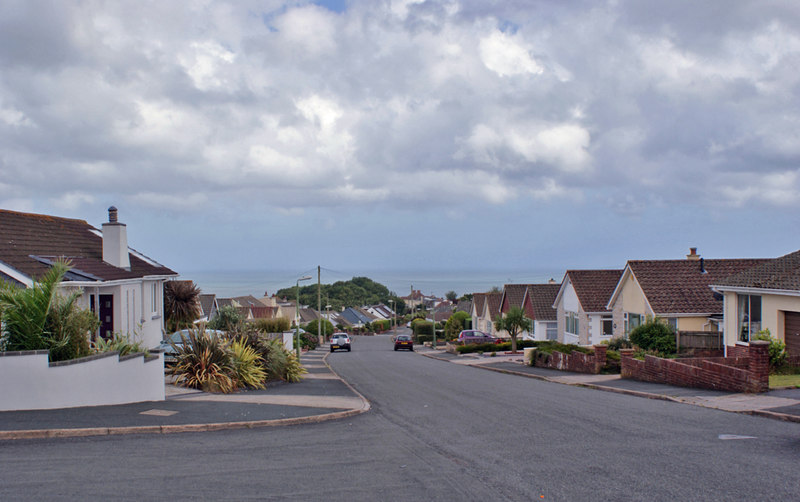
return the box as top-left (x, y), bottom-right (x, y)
top-left (0, 346), bottom-right (369, 441)
top-left (417, 347), bottom-right (800, 423)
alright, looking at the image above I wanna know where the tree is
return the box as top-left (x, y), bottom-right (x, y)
top-left (444, 311), bottom-right (470, 340)
top-left (445, 290), bottom-right (457, 302)
top-left (629, 317), bottom-right (676, 355)
top-left (304, 318), bottom-right (335, 339)
top-left (164, 281), bottom-right (201, 333)
top-left (207, 305), bottom-right (243, 332)
top-left (493, 306), bottom-right (531, 353)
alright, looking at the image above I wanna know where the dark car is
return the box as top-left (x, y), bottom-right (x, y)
top-left (330, 333), bottom-right (351, 352)
top-left (393, 334), bottom-right (414, 351)
top-left (457, 329), bottom-right (500, 345)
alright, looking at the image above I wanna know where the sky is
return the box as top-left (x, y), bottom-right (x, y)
top-left (1, 0), bottom-right (799, 293)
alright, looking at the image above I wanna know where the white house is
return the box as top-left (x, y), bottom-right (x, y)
top-left (0, 207), bottom-right (178, 349)
top-left (552, 270), bottom-right (622, 345)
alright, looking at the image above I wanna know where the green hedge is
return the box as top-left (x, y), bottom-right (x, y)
top-left (456, 339), bottom-right (539, 354)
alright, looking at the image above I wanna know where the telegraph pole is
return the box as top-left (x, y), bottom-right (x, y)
top-left (317, 265), bottom-right (323, 344)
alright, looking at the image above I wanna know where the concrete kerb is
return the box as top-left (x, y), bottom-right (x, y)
top-left (419, 350), bottom-right (800, 424)
top-left (0, 350), bottom-right (372, 441)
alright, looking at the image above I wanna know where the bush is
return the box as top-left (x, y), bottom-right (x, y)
top-left (171, 328), bottom-right (236, 393)
top-left (253, 317), bottom-right (291, 334)
top-left (46, 297), bottom-right (100, 362)
top-left (229, 338), bottom-right (266, 389)
top-left (456, 339), bottom-right (539, 354)
top-left (606, 337), bottom-right (633, 351)
top-left (303, 318), bottom-right (334, 339)
top-left (752, 329), bottom-right (787, 369)
top-left (629, 317), bottom-right (676, 355)
top-left (300, 331), bottom-right (318, 350)
top-left (207, 305), bottom-right (243, 331)
top-left (92, 332), bottom-right (147, 357)
top-left (444, 312), bottom-right (470, 341)
top-left (284, 353), bottom-right (307, 382)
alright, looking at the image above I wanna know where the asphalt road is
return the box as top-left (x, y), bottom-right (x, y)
top-left (0, 333), bottom-right (797, 501)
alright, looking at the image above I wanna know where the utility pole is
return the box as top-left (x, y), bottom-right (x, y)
top-left (318, 265), bottom-right (323, 345)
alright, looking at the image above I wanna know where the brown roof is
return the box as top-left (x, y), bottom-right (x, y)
top-left (627, 259), bottom-right (769, 314)
top-left (524, 284), bottom-right (561, 321)
top-left (0, 208), bottom-right (176, 282)
top-left (485, 292), bottom-right (503, 319)
top-left (250, 306), bottom-right (277, 319)
top-left (199, 294), bottom-right (216, 317)
top-left (713, 249), bottom-right (800, 292)
top-left (566, 269), bottom-right (623, 313)
top-left (472, 293), bottom-right (487, 315)
top-left (501, 284), bottom-right (531, 313)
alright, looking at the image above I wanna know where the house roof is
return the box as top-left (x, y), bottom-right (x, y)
top-left (232, 295), bottom-right (266, 308)
top-left (0, 208), bottom-right (176, 283)
top-left (250, 306), bottom-right (277, 319)
top-left (712, 249), bottom-right (800, 292)
top-left (524, 284), bottom-right (561, 321)
top-left (611, 258), bottom-right (769, 314)
top-left (500, 284), bottom-right (531, 313)
top-left (485, 292), bottom-right (503, 319)
top-left (455, 299), bottom-right (473, 314)
top-left (561, 269), bottom-right (623, 313)
top-left (472, 293), bottom-right (487, 315)
top-left (199, 294), bottom-right (216, 317)
top-left (299, 307), bottom-right (318, 323)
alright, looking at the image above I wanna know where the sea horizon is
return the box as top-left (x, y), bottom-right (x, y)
top-left (180, 267), bottom-right (567, 300)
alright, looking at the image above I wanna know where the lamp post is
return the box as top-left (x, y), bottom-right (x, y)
top-left (325, 304), bottom-right (331, 342)
top-left (296, 275), bottom-right (312, 358)
top-left (388, 298), bottom-right (396, 336)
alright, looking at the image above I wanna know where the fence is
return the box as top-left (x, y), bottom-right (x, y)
top-left (676, 331), bottom-right (723, 352)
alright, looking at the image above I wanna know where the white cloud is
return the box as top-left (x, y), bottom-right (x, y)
top-left (479, 30), bottom-right (543, 77)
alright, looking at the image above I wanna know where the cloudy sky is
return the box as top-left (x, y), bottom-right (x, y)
top-left (2, 0), bottom-right (799, 291)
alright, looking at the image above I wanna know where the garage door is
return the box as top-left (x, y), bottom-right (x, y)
top-left (785, 311), bottom-right (800, 358)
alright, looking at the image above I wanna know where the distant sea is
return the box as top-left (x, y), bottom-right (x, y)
top-left (182, 268), bottom-right (566, 299)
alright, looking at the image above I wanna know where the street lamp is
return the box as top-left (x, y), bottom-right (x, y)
top-left (296, 275), bottom-right (312, 358)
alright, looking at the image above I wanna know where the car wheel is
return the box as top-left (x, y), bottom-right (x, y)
top-left (347, 347), bottom-right (351, 352)
top-left (394, 347), bottom-right (398, 351)
top-left (410, 347), bottom-right (414, 351)
top-left (330, 348), bottom-right (334, 353)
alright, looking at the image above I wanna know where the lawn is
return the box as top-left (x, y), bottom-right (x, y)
top-left (769, 374), bottom-right (800, 389)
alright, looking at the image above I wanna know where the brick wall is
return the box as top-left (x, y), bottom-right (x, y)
top-left (620, 341), bottom-right (769, 393)
top-left (534, 345), bottom-right (606, 374)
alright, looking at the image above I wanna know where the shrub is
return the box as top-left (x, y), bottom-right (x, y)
top-left (752, 329), bottom-right (787, 369)
top-left (253, 317), bottom-right (292, 334)
top-left (92, 332), bottom-right (147, 357)
top-left (207, 305), bottom-right (243, 332)
top-left (171, 328), bottom-right (236, 393)
top-left (284, 353), bottom-right (307, 382)
top-left (46, 293), bottom-right (100, 362)
top-left (629, 317), bottom-right (676, 355)
top-left (300, 331), bottom-right (318, 350)
top-left (303, 318), bottom-right (334, 338)
top-left (444, 312), bottom-right (470, 341)
top-left (606, 337), bottom-right (633, 351)
top-left (229, 338), bottom-right (266, 389)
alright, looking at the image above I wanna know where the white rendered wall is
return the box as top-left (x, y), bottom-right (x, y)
top-left (0, 351), bottom-right (165, 411)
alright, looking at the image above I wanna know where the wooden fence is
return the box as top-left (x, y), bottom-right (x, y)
top-left (676, 331), bottom-right (723, 351)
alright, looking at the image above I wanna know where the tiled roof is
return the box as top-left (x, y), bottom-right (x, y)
top-left (567, 269), bottom-right (623, 313)
top-left (485, 292), bottom-right (503, 319)
top-left (199, 294), bottom-right (216, 317)
top-left (472, 293), bottom-right (486, 315)
top-left (0, 208), bottom-right (176, 282)
top-left (233, 295), bottom-right (266, 308)
top-left (250, 306), bottom-right (277, 319)
top-left (713, 249), bottom-right (800, 292)
top-left (455, 299), bottom-right (473, 313)
top-left (628, 258), bottom-right (769, 314)
top-left (501, 284), bottom-right (531, 312)
top-left (526, 284), bottom-right (561, 321)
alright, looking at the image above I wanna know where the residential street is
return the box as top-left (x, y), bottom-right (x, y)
top-left (0, 333), bottom-right (797, 501)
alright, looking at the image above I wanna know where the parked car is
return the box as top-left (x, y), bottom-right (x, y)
top-left (159, 328), bottom-right (226, 364)
top-left (330, 333), bottom-right (351, 352)
top-left (393, 334), bottom-right (414, 351)
top-left (457, 330), bottom-right (500, 345)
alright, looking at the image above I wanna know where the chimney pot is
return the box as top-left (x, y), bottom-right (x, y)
top-left (686, 247), bottom-right (700, 261)
top-left (108, 206), bottom-right (118, 223)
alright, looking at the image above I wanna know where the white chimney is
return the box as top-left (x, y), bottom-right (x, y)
top-left (102, 206), bottom-right (130, 269)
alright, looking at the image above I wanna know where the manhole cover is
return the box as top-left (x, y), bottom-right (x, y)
top-left (140, 409), bottom-right (179, 417)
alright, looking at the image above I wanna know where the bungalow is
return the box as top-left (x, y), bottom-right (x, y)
top-left (711, 249), bottom-right (800, 359)
top-left (606, 249), bottom-right (766, 339)
top-left (471, 291), bottom-right (503, 337)
top-left (519, 283), bottom-right (561, 341)
top-left (198, 293), bottom-right (218, 323)
top-left (0, 207), bottom-right (178, 348)
top-left (553, 269), bottom-right (622, 345)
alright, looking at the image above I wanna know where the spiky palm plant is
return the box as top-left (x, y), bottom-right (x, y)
top-left (283, 353), bottom-right (307, 383)
top-left (0, 261), bottom-right (71, 352)
top-left (229, 337), bottom-right (267, 389)
top-left (164, 281), bottom-right (201, 333)
top-left (171, 328), bottom-right (236, 393)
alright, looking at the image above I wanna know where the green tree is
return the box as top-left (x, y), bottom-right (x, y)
top-left (207, 305), bottom-right (243, 332)
top-left (304, 318), bottom-right (335, 339)
top-left (445, 290), bottom-right (457, 302)
top-left (444, 311), bottom-right (470, 341)
top-left (164, 281), bottom-right (201, 333)
top-left (493, 306), bottom-right (531, 353)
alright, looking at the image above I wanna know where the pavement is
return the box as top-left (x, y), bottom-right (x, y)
top-left (0, 343), bottom-right (797, 441)
top-left (416, 346), bottom-right (800, 423)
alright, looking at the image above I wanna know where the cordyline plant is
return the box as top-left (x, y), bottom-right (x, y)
top-left (493, 306), bottom-right (532, 353)
top-left (171, 328), bottom-right (236, 393)
top-left (164, 281), bottom-right (201, 333)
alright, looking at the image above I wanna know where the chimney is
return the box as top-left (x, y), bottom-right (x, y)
top-left (700, 257), bottom-right (706, 273)
top-left (686, 247), bottom-right (700, 261)
top-left (102, 206), bottom-right (130, 269)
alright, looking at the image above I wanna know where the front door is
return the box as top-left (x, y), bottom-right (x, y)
top-left (99, 294), bottom-right (114, 339)
top-left (784, 311), bottom-right (800, 358)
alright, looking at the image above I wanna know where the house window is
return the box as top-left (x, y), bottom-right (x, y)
top-left (565, 311), bottom-right (579, 335)
top-left (624, 313), bottom-right (642, 337)
top-left (601, 316), bottom-right (613, 336)
top-left (737, 295), bottom-right (762, 342)
top-left (546, 322), bottom-right (558, 340)
top-left (665, 318), bottom-right (678, 331)
top-left (486, 320), bottom-right (493, 333)
top-left (151, 283), bottom-right (158, 314)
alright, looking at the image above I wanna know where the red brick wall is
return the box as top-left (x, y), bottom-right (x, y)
top-left (620, 342), bottom-right (769, 393)
top-left (534, 345), bottom-right (606, 374)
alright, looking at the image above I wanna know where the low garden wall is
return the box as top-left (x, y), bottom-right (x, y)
top-left (532, 345), bottom-right (607, 375)
top-left (0, 350), bottom-right (165, 411)
top-left (620, 340), bottom-right (769, 393)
